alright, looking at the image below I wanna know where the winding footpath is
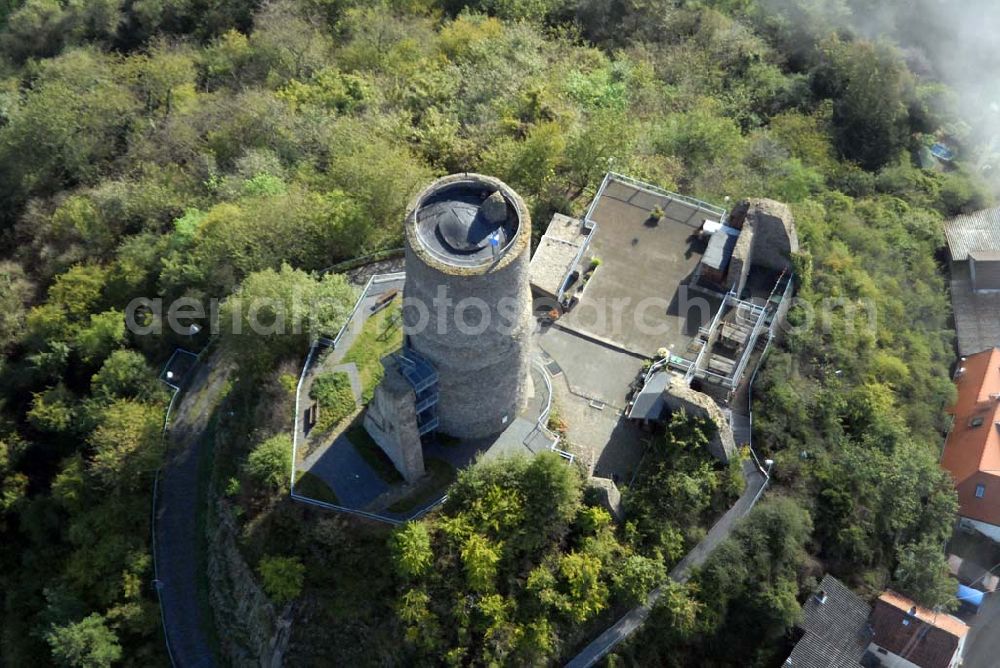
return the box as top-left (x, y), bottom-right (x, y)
top-left (565, 459), bottom-right (768, 668)
top-left (154, 352), bottom-right (232, 668)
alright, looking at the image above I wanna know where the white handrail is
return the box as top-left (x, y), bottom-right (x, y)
top-left (290, 341), bottom-right (319, 491)
top-left (605, 172), bottom-right (728, 218)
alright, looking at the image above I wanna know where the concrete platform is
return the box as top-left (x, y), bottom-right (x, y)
top-left (537, 326), bottom-right (644, 410)
top-left (559, 178), bottom-right (723, 358)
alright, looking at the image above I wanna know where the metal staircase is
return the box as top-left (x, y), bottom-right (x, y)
top-left (397, 348), bottom-right (439, 435)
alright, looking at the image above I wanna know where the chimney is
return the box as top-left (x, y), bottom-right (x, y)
top-left (816, 590), bottom-right (828, 604)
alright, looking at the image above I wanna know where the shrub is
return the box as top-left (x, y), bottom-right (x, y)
top-left (45, 613), bottom-right (122, 668)
top-left (309, 371), bottom-right (356, 431)
top-left (258, 555), bottom-right (305, 605)
top-left (244, 433), bottom-right (292, 493)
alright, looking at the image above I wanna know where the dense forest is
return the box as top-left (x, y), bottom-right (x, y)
top-left (0, 0), bottom-right (993, 665)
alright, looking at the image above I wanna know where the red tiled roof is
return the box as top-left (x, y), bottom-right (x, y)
top-left (869, 591), bottom-right (967, 668)
top-left (940, 348), bottom-right (1000, 526)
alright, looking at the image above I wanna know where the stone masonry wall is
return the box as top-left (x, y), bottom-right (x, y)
top-left (207, 498), bottom-right (291, 668)
top-left (663, 376), bottom-right (737, 462)
top-left (363, 358), bottom-right (424, 483)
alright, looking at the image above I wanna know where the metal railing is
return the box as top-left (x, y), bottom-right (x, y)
top-left (319, 247), bottom-right (404, 276)
top-left (604, 171), bottom-right (728, 219)
top-left (582, 172), bottom-right (611, 229)
top-left (532, 357), bottom-right (574, 462)
top-left (150, 469), bottom-right (176, 668)
top-left (328, 272), bottom-right (406, 350)
top-left (289, 341), bottom-right (320, 490)
top-left (290, 490), bottom-right (404, 525)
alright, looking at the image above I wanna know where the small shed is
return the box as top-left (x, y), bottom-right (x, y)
top-left (699, 225), bottom-right (740, 285)
top-left (529, 213), bottom-right (589, 301)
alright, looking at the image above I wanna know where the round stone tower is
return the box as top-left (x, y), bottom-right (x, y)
top-left (402, 173), bottom-right (533, 439)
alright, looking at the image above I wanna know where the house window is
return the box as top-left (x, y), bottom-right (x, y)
top-left (976, 484), bottom-right (986, 499)
top-left (970, 416), bottom-right (985, 427)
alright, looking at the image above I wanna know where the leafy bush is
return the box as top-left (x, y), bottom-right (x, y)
top-left (45, 613), bottom-right (122, 668)
top-left (309, 371), bottom-right (356, 431)
top-left (258, 555), bottom-right (305, 605)
top-left (244, 433), bottom-right (292, 493)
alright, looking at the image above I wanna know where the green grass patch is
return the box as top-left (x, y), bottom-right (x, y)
top-left (309, 371), bottom-right (357, 431)
top-left (341, 300), bottom-right (403, 403)
top-left (346, 420), bottom-right (404, 484)
top-left (294, 470), bottom-right (341, 505)
top-left (387, 458), bottom-right (457, 513)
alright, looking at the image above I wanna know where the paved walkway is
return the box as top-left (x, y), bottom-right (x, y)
top-left (155, 352), bottom-right (233, 668)
top-left (300, 432), bottom-right (389, 508)
top-left (538, 326), bottom-right (643, 410)
top-left (565, 459), bottom-right (767, 668)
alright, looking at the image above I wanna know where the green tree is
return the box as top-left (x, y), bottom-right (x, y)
top-left (654, 105), bottom-right (744, 175)
top-left (48, 264), bottom-right (109, 322)
top-left (258, 555), bottom-right (305, 605)
top-left (220, 265), bottom-right (356, 372)
top-left (818, 39), bottom-right (911, 170)
top-left (555, 551), bottom-right (607, 623)
top-left (392, 522), bottom-right (433, 579)
top-left (87, 399), bottom-right (163, 489)
top-left (612, 554), bottom-right (666, 604)
top-left (244, 433), bottom-right (292, 493)
top-left (894, 539), bottom-right (957, 610)
top-left (90, 350), bottom-right (158, 402)
top-left (0, 49), bottom-right (138, 201)
top-left (461, 533), bottom-right (501, 593)
top-left (45, 613), bottom-right (122, 668)
top-left (27, 386), bottom-right (77, 434)
top-left (565, 108), bottom-right (637, 192)
top-left (480, 121), bottom-right (566, 197)
top-left (0, 261), bottom-right (34, 351)
top-left (74, 309), bottom-right (125, 365)
top-left (397, 587), bottom-right (441, 651)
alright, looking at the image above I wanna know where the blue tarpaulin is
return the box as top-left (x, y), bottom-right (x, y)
top-left (958, 583), bottom-right (985, 609)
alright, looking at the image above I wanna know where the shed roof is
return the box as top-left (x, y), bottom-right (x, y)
top-left (529, 213), bottom-right (587, 298)
top-left (869, 591), bottom-right (967, 668)
top-left (785, 574), bottom-right (871, 668)
top-left (944, 206), bottom-right (1000, 261)
top-left (627, 370), bottom-right (670, 420)
top-left (701, 225), bottom-right (740, 272)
